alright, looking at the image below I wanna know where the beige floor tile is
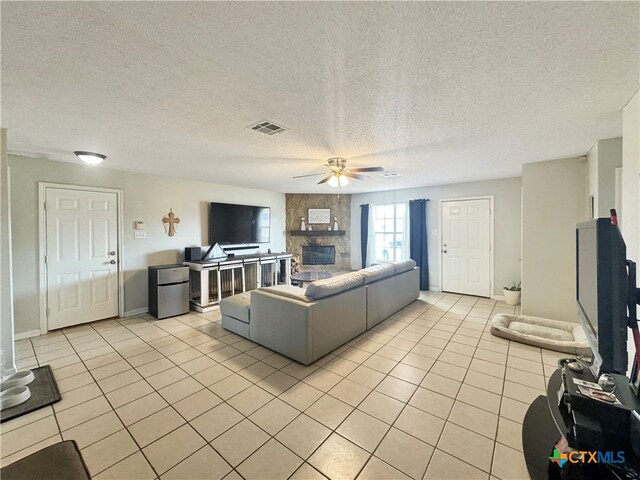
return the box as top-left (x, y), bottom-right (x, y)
top-left (129, 406), bottom-right (186, 447)
top-left (209, 373), bottom-right (252, 400)
top-left (190, 402), bottom-right (244, 441)
top-left (143, 424), bottom-right (206, 474)
top-left (127, 349), bottom-right (164, 368)
top-left (358, 391), bottom-right (404, 425)
top-left (257, 370), bottom-right (299, 395)
top-left (97, 369), bottom-right (143, 393)
top-left (62, 411), bottom-right (124, 449)
top-left (211, 419), bottom-right (270, 467)
top-left (222, 352), bottom-right (258, 372)
top-left (105, 379), bottom-right (155, 409)
top-left (249, 398), bottom-right (300, 435)
top-left (409, 387), bottom-right (454, 420)
top-left (281, 362), bottom-right (319, 380)
top-left (81, 430), bottom-right (139, 476)
top-left (309, 433), bottom-right (370, 480)
top-left (180, 355), bottom-right (217, 375)
top-left (158, 376), bottom-right (204, 404)
top-left (400, 352), bottom-right (436, 371)
top-left (457, 384), bottom-right (501, 414)
top-left (474, 348), bottom-right (508, 366)
top-left (94, 451), bottom-right (156, 480)
top-left (328, 378), bottom-right (372, 407)
top-left (115, 391), bottom-right (169, 426)
top-left (1, 405), bottom-right (53, 434)
top-left (429, 361), bottom-right (468, 381)
top-left (173, 388), bottom-right (222, 421)
top-left (237, 439), bottom-right (303, 480)
top-left (193, 364), bottom-right (234, 386)
top-left (393, 405), bottom-right (445, 446)
top-left (347, 365), bottom-right (386, 389)
top-left (262, 352), bottom-right (293, 369)
top-left (424, 449), bottom-right (489, 480)
top-left (358, 456), bottom-right (411, 480)
top-left (290, 463), bottom-right (328, 480)
top-left (138, 358), bottom-right (179, 378)
top-left (56, 371), bottom-right (95, 393)
top-left (363, 354), bottom-right (398, 374)
top-left (280, 381), bottom-right (324, 410)
top-left (499, 397), bottom-right (529, 424)
top-left (506, 356), bottom-right (544, 375)
top-left (420, 372), bottom-right (462, 398)
top-left (167, 347), bottom-right (206, 366)
top-left (53, 382), bottom-right (103, 413)
top-left (469, 358), bottom-right (505, 379)
top-left (238, 361), bottom-right (277, 382)
top-left (52, 362), bottom-right (88, 381)
top-left (373, 345), bottom-right (406, 362)
top-left (304, 368), bottom-right (343, 392)
top-left (449, 401), bottom-right (498, 439)
top-left (503, 380), bottom-right (545, 404)
top-left (227, 384), bottom-right (275, 416)
top-left (491, 443), bottom-right (529, 480)
top-left (505, 366), bottom-right (546, 390)
top-left (375, 376), bottom-right (417, 403)
top-left (323, 356), bottom-right (360, 377)
top-left (305, 394), bottom-right (354, 429)
top-left (496, 417), bottom-right (524, 452)
top-left (162, 445), bottom-right (232, 480)
top-left (91, 360), bottom-right (133, 381)
top-left (276, 414), bottom-right (331, 459)
top-left (0, 434), bottom-right (62, 469)
top-left (57, 395), bottom-right (112, 431)
top-left (438, 423), bottom-right (494, 472)
top-left (389, 363), bottom-right (428, 385)
top-left (337, 409), bottom-right (390, 453)
top-left (0, 415), bottom-right (59, 457)
top-left (374, 427), bottom-right (433, 480)
top-left (462, 370), bottom-right (504, 395)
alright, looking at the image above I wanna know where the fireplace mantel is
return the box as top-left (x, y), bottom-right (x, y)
top-left (289, 230), bottom-right (345, 236)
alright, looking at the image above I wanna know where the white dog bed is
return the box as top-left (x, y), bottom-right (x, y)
top-left (490, 314), bottom-right (591, 356)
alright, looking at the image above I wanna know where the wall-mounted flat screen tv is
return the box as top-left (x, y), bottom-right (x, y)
top-left (209, 202), bottom-right (271, 245)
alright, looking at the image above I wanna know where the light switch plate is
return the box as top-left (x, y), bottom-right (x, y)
top-left (134, 231), bottom-right (147, 239)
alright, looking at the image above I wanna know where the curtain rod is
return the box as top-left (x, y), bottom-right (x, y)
top-left (360, 199), bottom-right (429, 207)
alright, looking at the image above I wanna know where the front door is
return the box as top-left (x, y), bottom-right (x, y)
top-left (45, 187), bottom-right (119, 329)
top-left (441, 199), bottom-right (491, 297)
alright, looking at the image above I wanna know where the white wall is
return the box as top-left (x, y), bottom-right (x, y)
top-left (622, 89), bottom-right (639, 373)
top-left (587, 137), bottom-right (623, 218)
top-left (1, 130), bottom-right (16, 378)
top-left (521, 157), bottom-right (588, 322)
top-left (350, 177), bottom-right (522, 297)
top-left (9, 155), bottom-right (286, 335)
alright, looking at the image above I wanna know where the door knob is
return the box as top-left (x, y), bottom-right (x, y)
top-left (443, 243), bottom-right (447, 247)
top-left (108, 251), bottom-right (116, 256)
top-left (109, 260), bottom-right (116, 265)
top-left (442, 250), bottom-right (447, 254)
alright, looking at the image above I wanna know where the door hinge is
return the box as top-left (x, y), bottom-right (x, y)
top-left (46, 307), bottom-right (50, 318)
top-left (44, 255), bottom-right (48, 264)
top-left (44, 201), bottom-right (47, 211)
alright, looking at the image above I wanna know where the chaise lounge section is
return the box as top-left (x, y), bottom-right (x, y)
top-left (220, 260), bottom-right (419, 364)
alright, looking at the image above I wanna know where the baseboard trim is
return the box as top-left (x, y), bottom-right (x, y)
top-left (492, 295), bottom-right (506, 301)
top-left (15, 329), bottom-right (42, 340)
top-left (428, 287), bottom-right (441, 292)
top-left (124, 308), bottom-right (148, 317)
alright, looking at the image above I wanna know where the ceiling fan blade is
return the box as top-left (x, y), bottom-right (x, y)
top-left (292, 172), bottom-right (327, 178)
top-left (317, 174), bottom-right (333, 184)
top-left (344, 172), bottom-right (368, 181)
top-left (349, 166), bottom-right (384, 173)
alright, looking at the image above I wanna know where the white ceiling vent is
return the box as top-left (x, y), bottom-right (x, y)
top-left (249, 120), bottom-right (287, 135)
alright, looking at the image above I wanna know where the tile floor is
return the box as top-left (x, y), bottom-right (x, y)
top-left (0, 292), bottom-right (561, 479)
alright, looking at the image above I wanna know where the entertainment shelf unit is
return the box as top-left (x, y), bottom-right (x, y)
top-left (184, 252), bottom-right (292, 312)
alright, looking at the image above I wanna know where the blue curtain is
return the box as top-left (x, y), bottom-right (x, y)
top-left (360, 204), bottom-right (369, 268)
top-left (409, 199), bottom-right (429, 290)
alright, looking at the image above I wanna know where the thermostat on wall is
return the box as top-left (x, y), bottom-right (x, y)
top-left (135, 221), bottom-right (145, 230)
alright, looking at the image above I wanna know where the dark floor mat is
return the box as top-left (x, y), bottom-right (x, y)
top-left (0, 440), bottom-right (90, 479)
top-left (1, 365), bottom-right (61, 423)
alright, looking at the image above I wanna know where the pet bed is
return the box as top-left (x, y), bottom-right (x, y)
top-left (490, 314), bottom-right (591, 356)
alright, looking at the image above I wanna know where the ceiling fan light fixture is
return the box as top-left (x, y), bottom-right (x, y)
top-left (328, 173), bottom-right (349, 187)
top-left (74, 151), bottom-right (106, 165)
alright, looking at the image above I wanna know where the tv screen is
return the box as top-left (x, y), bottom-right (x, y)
top-left (209, 202), bottom-right (270, 245)
top-left (576, 218), bottom-right (628, 375)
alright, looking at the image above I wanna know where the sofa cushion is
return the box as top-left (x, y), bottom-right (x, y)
top-left (393, 259), bottom-right (417, 274)
top-left (358, 264), bottom-right (396, 285)
top-left (219, 292), bottom-right (251, 323)
top-left (259, 285), bottom-right (313, 303)
top-left (305, 272), bottom-right (365, 300)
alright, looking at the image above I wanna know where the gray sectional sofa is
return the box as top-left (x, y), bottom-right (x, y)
top-left (220, 260), bottom-right (420, 364)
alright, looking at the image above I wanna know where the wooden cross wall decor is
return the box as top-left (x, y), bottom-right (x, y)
top-left (162, 209), bottom-right (180, 237)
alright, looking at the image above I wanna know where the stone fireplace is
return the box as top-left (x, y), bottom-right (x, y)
top-left (285, 193), bottom-right (351, 273)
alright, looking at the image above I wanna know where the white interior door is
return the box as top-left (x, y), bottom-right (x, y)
top-left (441, 199), bottom-right (491, 297)
top-left (45, 187), bottom-right (119, 329)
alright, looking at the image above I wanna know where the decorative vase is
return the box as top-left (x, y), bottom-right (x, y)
top-left (333, 217), bottom-right (339, 230)
top-left (503, 288), bottom-right (521, 305)
top-left (301, 217), bottom-right (306, 231)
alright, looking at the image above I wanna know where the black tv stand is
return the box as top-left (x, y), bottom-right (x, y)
top-left (522, 360), bottom-right (640, 480)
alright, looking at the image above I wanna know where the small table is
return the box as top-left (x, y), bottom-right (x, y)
top-left (290, 271), bottom-right (332, 288)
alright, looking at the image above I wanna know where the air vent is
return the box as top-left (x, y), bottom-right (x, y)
top-left (249, 120), bottom-right (287, 136)
top-left (380, 172), bottom-right (401, 178)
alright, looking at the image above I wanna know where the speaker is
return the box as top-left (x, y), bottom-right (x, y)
top-left (184, 247), bottom-right (202, 261)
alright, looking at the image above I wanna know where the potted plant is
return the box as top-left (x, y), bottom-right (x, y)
top-left (503, 282), bottom-right (521, 305)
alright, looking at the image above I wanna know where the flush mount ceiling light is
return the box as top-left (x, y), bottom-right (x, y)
top-left (74, 151), bottom-right (106, 165)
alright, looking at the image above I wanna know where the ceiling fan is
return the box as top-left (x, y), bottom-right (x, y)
top-left (292, 157), bottom-right (384, 187)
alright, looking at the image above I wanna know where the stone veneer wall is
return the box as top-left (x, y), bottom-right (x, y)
top-left (285, 193), bottom-right (352, 272)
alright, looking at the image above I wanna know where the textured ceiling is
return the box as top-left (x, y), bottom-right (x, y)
top-left (2, 1), bottom-right (638, 193)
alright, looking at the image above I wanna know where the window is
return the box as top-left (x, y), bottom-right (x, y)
top-left (372, 203), bottom-right (406, 262)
